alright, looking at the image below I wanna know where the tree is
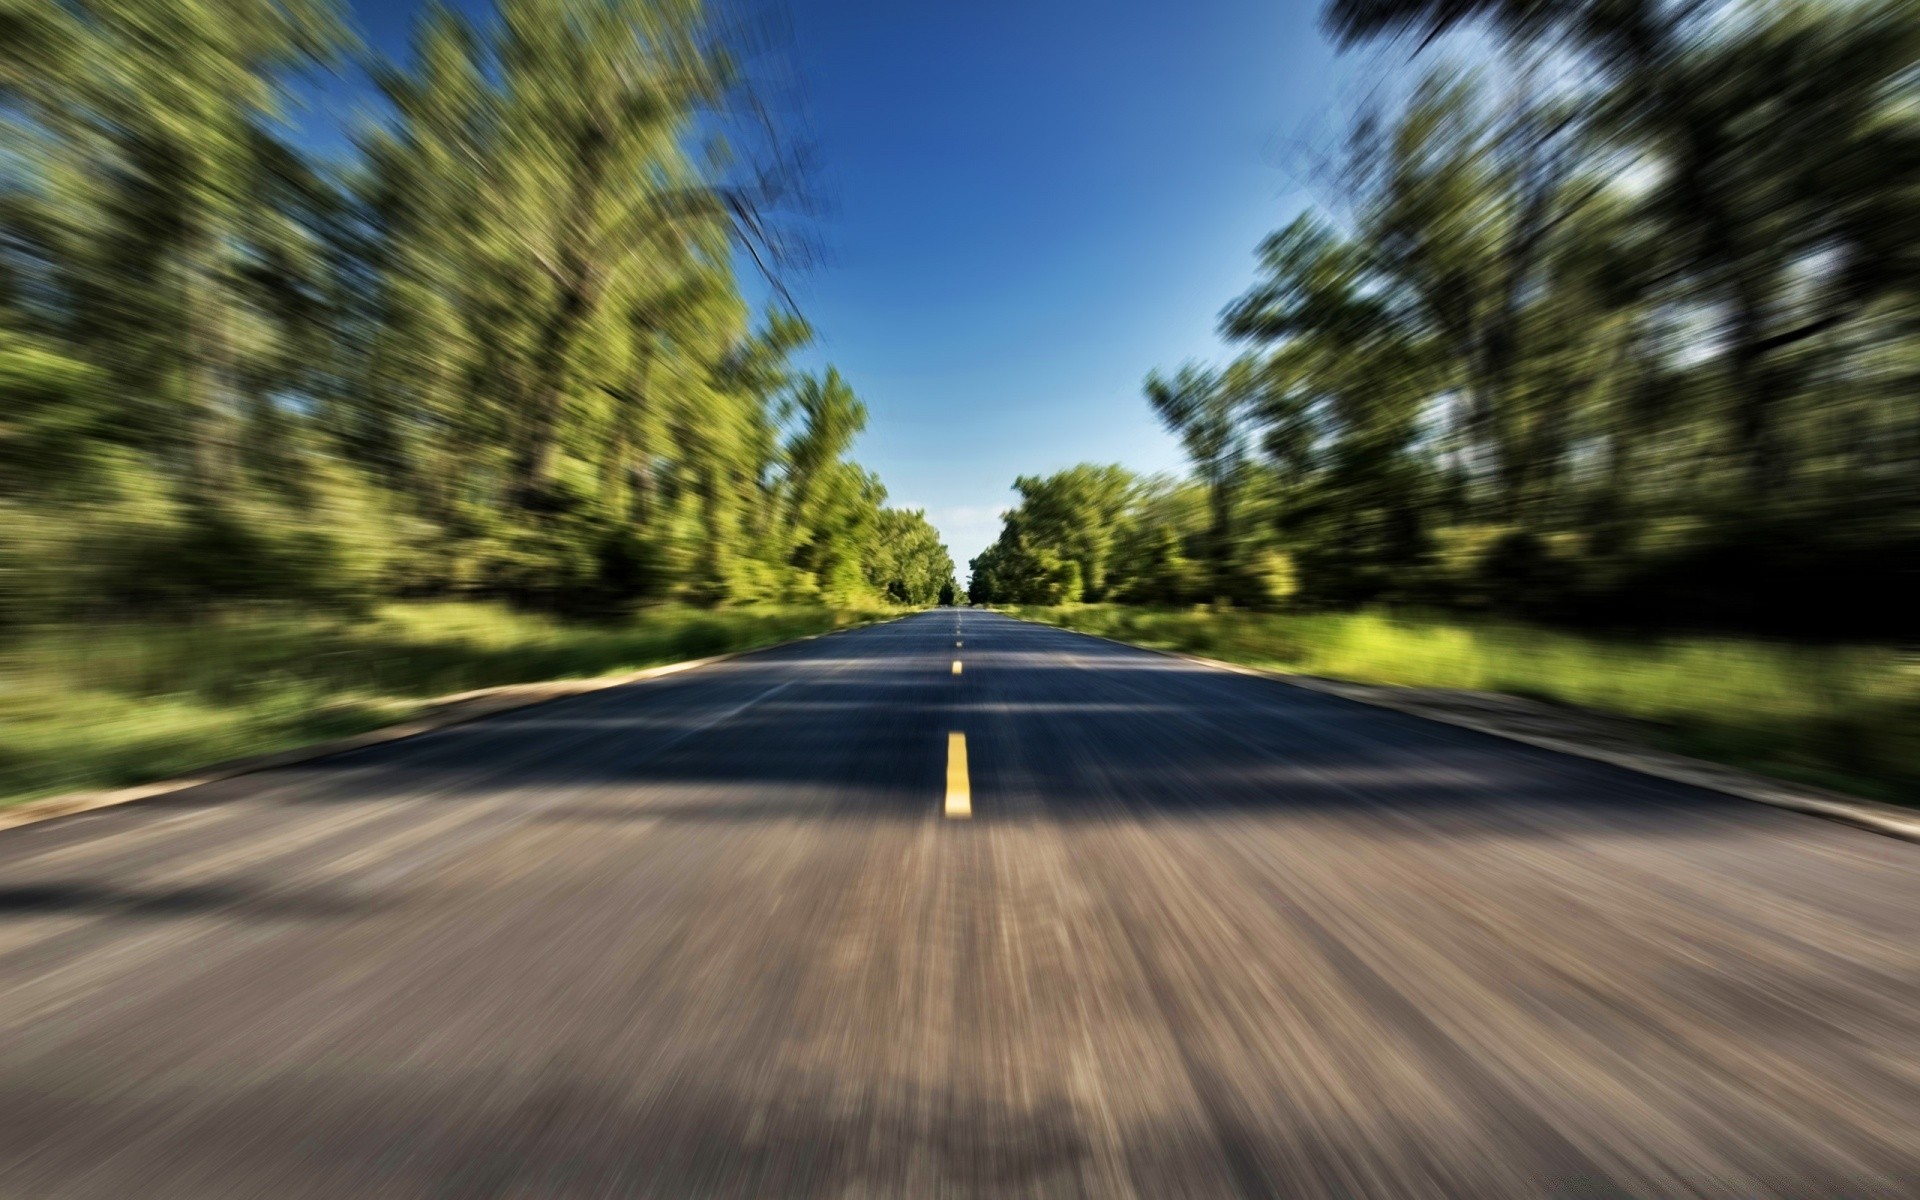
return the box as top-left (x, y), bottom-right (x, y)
top-left (1005, 465), bottom-right (1138, 601)
top-left (1144, 359), bottom-right (1265, 601)
top-left (867, 509), bottom-right (958, 606)
top-left (0, 0), bottom-right (954, 621)
top-left (1107, 0), bottom-right (1920, 632)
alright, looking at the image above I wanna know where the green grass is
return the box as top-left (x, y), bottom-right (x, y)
top-left (0, 602), bottom-right (892, 806)
top-left (1006, 605), bottom-right (1919, 805)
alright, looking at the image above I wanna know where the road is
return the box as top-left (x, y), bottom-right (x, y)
top-left (0, 609), bottom-right (1915, 1197)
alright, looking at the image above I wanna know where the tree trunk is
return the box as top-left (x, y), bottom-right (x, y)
top-left (514, 278), bottom-right (591, 501)
top-left (1726, 272), bottom-right (1786, 499)
top-left (512, 119), bottom-right (611, 505)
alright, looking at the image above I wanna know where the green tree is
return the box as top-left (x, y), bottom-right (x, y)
top-left (1, 0), bottom-right (953, 621)
top-left (1005, 465), bottom-right (1138, 601)
top-left (1110, 0), bottom-right (1920, 631)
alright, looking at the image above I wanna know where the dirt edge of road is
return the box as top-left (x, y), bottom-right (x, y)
top-left (1016, 616), bottom-right (1920, 845)
top-left (0, 613), bottom-right (914, 836)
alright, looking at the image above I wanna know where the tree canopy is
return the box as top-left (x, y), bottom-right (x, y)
top-left (974, 0), bottom-right (1918, 634)
top-left (0, 0), bottom-right (956, 619)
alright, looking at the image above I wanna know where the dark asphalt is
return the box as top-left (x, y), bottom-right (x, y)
top-left (0, 609), bottom-right (1915, 1197)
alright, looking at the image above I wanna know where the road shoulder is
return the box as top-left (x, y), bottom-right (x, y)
top-left (1005, 614), bottom-right (1920, 844)
top-left (0, 613), bottom-right (912, 836)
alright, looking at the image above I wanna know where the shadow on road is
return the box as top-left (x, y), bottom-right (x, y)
top-left (0, 880), bottom-right (373, 920)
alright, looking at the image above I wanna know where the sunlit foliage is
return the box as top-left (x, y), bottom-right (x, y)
top-left (0, 0), bottom-right (955, 621)
top-left (976, 0), bottom-right (1918, 633)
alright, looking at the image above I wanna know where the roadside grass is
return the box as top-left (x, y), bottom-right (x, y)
top-left (0, 602), bottom-right (890, 806)
top-left (1006, 605), bottom-right (1919, 805)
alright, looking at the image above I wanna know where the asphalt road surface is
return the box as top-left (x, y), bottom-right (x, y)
top-left (0, 609), bottom-right (1915, 1198)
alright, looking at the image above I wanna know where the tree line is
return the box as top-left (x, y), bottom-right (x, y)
top-left (972, 0), bottom-right (1918, 634)
top-left (0, 0), bottom-right (956, 620)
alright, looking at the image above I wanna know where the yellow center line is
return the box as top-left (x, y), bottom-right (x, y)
top-left (944, 732), bottom-right (971, 819)
top-left (951, 660), bottom-right (963, 675)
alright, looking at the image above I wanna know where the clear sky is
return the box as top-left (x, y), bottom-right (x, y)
top-left (327, 0), bottom-right (1350, 567)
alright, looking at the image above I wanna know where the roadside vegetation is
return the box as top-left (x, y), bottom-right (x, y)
top-left (970, 0), bottom-right (1917, 800)
top-left (972, 1), bottom-right (1918, 632)
top-left (1009, 606), bottom-right (1918, 805)
top-left (0, 603), bottom-right (890, 805)
top-left (2, 0), bottom-right (958, 621)
top-left (0, 0), bottom-right (958, 804)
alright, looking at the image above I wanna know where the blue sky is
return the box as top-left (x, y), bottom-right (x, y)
top-left (327, 0), bottom-right (1349, 566)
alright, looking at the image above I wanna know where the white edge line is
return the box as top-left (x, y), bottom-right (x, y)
top-left (0, 611), bottom-right (924, 835)
top-left (999, 614), bottom-right (1920, 845)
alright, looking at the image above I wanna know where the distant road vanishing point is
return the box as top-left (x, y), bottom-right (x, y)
top-left (0, 610), bottom-right (1914, 1197)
